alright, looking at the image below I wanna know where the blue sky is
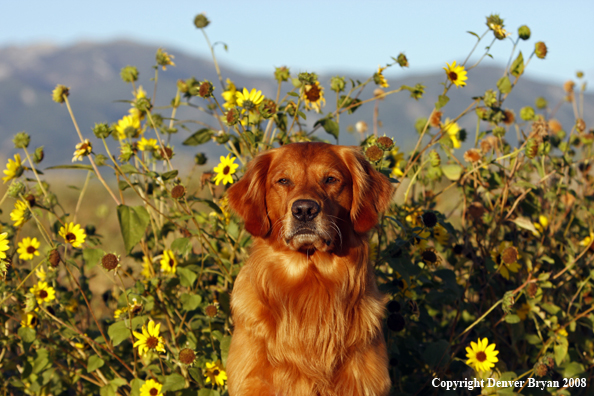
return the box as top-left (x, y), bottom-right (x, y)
top-left (3, 0), bottom-right (594, 89)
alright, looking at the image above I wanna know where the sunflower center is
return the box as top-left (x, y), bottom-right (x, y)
top-left (149, 388), bottom-right (159, 396)
top-left (305, 85), bottom-right (321, 102)
top-left (39, 290), bottom-right (48, 299)
top-left (476, 351), bottom-right (487, 362)
top-left (242, 100), bottom-right (255, 111)
top-left (146, 336), bottom-right (159, 349)
top-left (169, 259), bottom-right (175, 266)
top-left (213, 369), bottom-right (220, 376)
top-left (448, 71), bottom-right (458, 81)
top-left (223, 166), bottom-right (230, 175)
top-left (27, 246), bottom-right (36, 254)
top-left (66, 232), bottom-right (76, 243)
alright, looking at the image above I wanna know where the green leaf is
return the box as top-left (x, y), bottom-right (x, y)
top-left (183, 128), bottom-right (214, 146)
top-left (435, 95), bottom-right (449, 110)
top-left (562, 361), bottom-right (585, 378)
top-left (161, 170), bottom-right (178, 181)
top-left (162, 373), bottom-right (187, 392)
top-left (87, 355), bottom-right (105, 373)
top-left (171, 237), bottom-right (191, 256)
top-left (118, 164), bottom-right (139, 174)
top-left (32, 348), bottom-right (50, 374)
top-left (118, 180), bottom-right (132, 191)
top-left (441, 164), bottom-right (462, 181)
top-left (83, 248), bottom-right (105, 269)
top-left (314, 118), bottom-right (339, 140)
top-left (497, 76), bottom-right (512, 94)
top-left (554, 337), bottom-right (569, 366)
top-left (510, 51), bottom-right (524, 77)
top-left (117, 205), bottom-right (150, 253)
top-left (541, 302), bottom-right (561, 315)
top-left (18, 327), bottom-right (36, 343)
top-left (177, 267), bottom-right (197, 288)
top-left (180, 293), bottom-right (202, 311)
top-left (198, 390), bottom-right (220, 396)
top-left (511, 216), bottom-right (538, 234)
top-left (220, 335), bottom-right (232, 367)
top-left (108, 320), bottom-right (130, 347)
top-left (45, 164), bottom-right (93, 171)
top-left (504, 314), bottom-right (520, 324)
top-left (130, 379), bottom-right (143, 396)
top-left (467, 31), bottom-right (480, 39)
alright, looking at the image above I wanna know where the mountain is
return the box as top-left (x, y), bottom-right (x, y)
top-left (0, 40), bottom-right (592, 169)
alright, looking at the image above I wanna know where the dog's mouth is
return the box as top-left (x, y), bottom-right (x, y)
top-left (285, 226), bottom-right (333, 251)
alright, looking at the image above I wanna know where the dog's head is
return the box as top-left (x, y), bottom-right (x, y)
top-left (228, 142), bottom-right (393, 252)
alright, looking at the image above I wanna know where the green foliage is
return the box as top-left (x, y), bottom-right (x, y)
top-left (1, 11), bottom-right (592, 396)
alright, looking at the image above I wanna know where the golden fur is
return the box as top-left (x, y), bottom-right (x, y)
top-left (226, 142), bottom-right (393, 396)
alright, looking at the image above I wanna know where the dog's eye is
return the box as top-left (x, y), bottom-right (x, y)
top-left (277, 178), bottom-right (290, 185)
top-left (325, 176), bottom-right (338, 184)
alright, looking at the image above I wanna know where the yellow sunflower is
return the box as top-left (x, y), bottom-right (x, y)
top-left (30, 281), bottom-right (56, 304)
top-left (579, 232), bottom-right (594, 248)
top-left (160, 249), bottom-right (177, 275)
top-left (114, 114), bottom-right (141, 140)
top-left (204, 360), bottom-right (228, 387)
top-left (20, 311), bottom-right (38, 328)
top-left (72, 139), bottom-right (92, 162)
top-left (235, 88), bottom-right (264, 114)
top-left (444, 61), bottom-right (468, 88)
top-left (390, 147), bottom-right (405, 178)
top-left (141, 255), bottom-right (154, 280)
top-left (140, 379), bottom-right (163, 396)
top-left (465, 338), bottom-right (499, 372)
top-left (35, 267), bottom-right (46, 281)
top-left (3, 153), bottom-right (23, 183)
top-left (303, 81), bottom-right (326, 113)
top-left (213, 154), bottom-right (239, 186)
top-left (59, 222), bottom-right (87, 248)
top-left (0, 232), bottom-right (9, 260)
top-left (442, 119), bottom-right (462, 149)
top-left (375, 65), bottom-right (389, 88)
top-left (133, 320), bottom-right (166, 356)
top-left (532, 215), bottom-right (549, 236)
top-left (221, 79), bottom-right (238, 110)
top-left (433, 224), bottom-right (449, 245)
top-left (137, 137), bottom-right (159, 152)
top-left (17, 237), bottom-right (40, 261)
top-left (156, 48), bottom-right (175, 70)
top-left (516, 303), bottom-right (531, 321)
top-left (10, 200), bottom-right (29, 227)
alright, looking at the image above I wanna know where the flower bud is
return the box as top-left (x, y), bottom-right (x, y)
top-left (274, 66), bottom-right (290, 82)
top-left (519, 106), bottom-right (534, 121)
top-left (195, 153), bottom-right (207, 165)
top-left (483, 89), bottom-right (497, 107)
top-left (13, 132), bottom-right (30, 149)
top-left (396, 53), bottom-right (409, 68)
top-left (120, 66), bottom-right (139, 83)
top-left (525, 138), bottom-right (539, 159)
top-left (535, 42), bottom-right (548, 59)
top-left (33, 147), bottom-right (44, 164)
top-left (518, 25), bottom-right (531, 40)
top-left (429, 150), bottom-right (441, 167)
top-left (48, 249), bottom-right (61, 268)
top-left (330, 76), bottom-right (346, 92)
top-left (493, 126), bottom-right (506, 138)
top-left (298, 72), bottom-right (317, 85)
top-left (259, 99), bottom-right (277, 119)
top-left (7, 181), bottom-right (25, 198)
top-left (52, 84), bottom-right (69, 103)
top-left (576, 118), bottom-right (586, 133)
top-left (535, 97), bottom-right (548, 109)
top-left (194, 13), bottom-right (210, 28)
top-left (214, 131), bottom-right (230, 144)
top-left (576, 71), bottom-right (584, 79)
top-left (93, 123), bottom-right (112, 139)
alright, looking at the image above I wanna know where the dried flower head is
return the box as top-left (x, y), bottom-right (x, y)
top-left (205, 304), bottom-right (218, 318)
top-left (365, 145), bottom-right (384, 162)
top-left (194, 13), bottom-right (210, 28)
top-left (535, 42), bottom-right (548, 59)
top-left (464, 148), bottom-right (482, 163)
top-left (396, 53), bottom-right (409, 68)
top-left (355, 121), bottom-right (368, 134)
top-left (171, 185), bottom-right (186, 199)
top-left (179, 348), bottom-right (197, 365)
top-left (101, 253), bottom-right (119, 271)
top-left (377, 136), bottom-right (394, 151)
top-left (501, 246), bottom-right (519, 265)
top-left (429, 111), bottom-right (442, 128)
top-left (422, 211), bottom-right (438, 228)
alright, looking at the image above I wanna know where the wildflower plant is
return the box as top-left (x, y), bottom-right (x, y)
top-left (0, 11), bottom-right (593, 396)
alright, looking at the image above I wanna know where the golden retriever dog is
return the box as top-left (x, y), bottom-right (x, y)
top-left (226, 142), bottom-right (393, 396)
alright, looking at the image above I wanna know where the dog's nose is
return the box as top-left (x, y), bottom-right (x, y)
top-left (291, 199), bottom-right (320, 222)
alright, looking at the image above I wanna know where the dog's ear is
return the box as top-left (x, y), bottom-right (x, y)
top-left (341, 147), bottom-right (394, 234)
top-left (227, 152), bottom-right (272, 237)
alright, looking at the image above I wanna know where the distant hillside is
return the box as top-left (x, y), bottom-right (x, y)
top-left (0, 40), bottom-right (592, 169)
